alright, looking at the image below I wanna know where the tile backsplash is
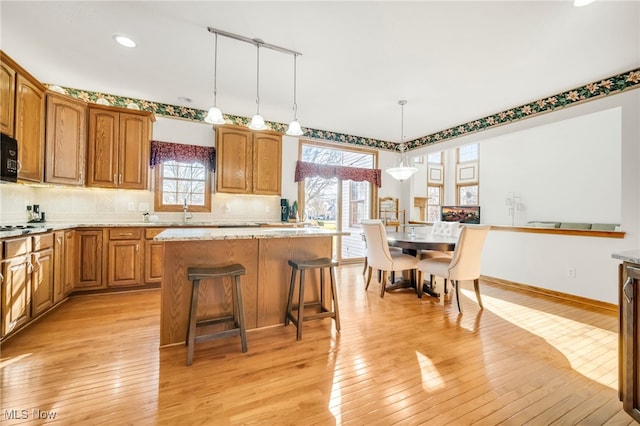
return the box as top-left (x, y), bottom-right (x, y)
top-left (0, 184), bottom-right (281, 224)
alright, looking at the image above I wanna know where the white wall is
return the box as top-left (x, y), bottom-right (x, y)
top-left (407, 89), bottom-right (640, 304)
top-left (480, 107), bottom-right (621, 226)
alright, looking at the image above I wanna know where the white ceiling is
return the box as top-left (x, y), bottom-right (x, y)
top-left (1, 1), bottom-right (639, 143)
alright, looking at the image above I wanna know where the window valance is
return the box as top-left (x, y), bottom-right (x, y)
top-left (294, 161), bottom-right (382, 187)
top-left (150, 140), bottom-right (216, 171)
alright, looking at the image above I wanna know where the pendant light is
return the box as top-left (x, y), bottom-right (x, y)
top-left (204, 33), bottom-right (225, 125)
top-left (286, 54), bottom-right (303, 136)
top-left (248, 42), bottom-right (267, 130)
top-left (386, 100), bottom-right (418, 181)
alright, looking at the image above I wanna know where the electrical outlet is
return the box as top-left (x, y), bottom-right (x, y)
top-left (127, 202), bottom-right (135, 212)
top-left (567, 267), bottom-right (576, 278)
top-left (225, 204), bottom-right (231, 213)
top-left (265, 206), bottom-right (270, 213)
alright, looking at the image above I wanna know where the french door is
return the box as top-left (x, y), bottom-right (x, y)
top-left (299, 141), bottom-right (377, 263)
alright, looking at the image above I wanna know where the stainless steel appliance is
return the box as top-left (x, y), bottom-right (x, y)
top-left (0, 133), bottom-right (18, 183)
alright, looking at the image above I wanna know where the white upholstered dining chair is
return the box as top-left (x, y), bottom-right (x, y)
top-left (416, 225), bottom-right (490, 312)
top-left (361, 219), bottom-right (419, 298)
top-left (420, 221), bottom-right (460, 259)
top-left (420, 220), bottom-right (460, 294)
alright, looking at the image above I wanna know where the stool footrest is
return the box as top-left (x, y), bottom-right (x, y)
top-left (194, 328), bottom-right (241, 344)
top-left (288, 310), bottom-right (336, 322)
top-left (196, 315), bottom-right (236, 328)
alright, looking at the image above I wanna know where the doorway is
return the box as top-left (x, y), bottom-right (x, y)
top-left (299, 141), bottom-right (377, 263)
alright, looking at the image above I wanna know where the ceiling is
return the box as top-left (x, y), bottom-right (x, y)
top-left (1, 1), bottom-right (639, 143)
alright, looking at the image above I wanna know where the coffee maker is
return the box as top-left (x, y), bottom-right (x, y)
top-left (280, 199), bottom-right (289, 222)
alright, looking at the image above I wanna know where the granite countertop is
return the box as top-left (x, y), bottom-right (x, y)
top-left (612, 250), bottom-right (640, 264)
top-left (0, 221), bottom-right (280, 239)
top-left (154, 227), bottom-right (349, 241)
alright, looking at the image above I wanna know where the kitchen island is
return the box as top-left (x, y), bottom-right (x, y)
top-left (154, 227), bottom-right (347, 346)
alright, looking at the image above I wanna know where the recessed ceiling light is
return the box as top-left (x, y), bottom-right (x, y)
top-left (573, 0), bottom-right (596, 6)
top-left (113, 35), bottom-right (136, 48)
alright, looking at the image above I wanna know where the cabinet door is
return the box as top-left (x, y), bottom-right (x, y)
top-left (0, 59), bottom-right (16, 137)
top-left (1, 255), bottom-right (32, 337)
top-left (108, 239), bottom-right (142, 287)
top-left (31, 248), bottom-right (54, 317)
top-left (15, 74), bottom-right (45, 182)
top-left (144, 240), bottom-right (164, 284)
top-left (119, 112), bottom-right (149, 189)
top-left (76, 230), bottom-right (104, 289)
top-left (87, 108), bottom-right (119, 188)
top-left (216, 126), bottom-right (252, 194)
top-left (253, 132), bottom-right (282, 195)
top-left (53, 232), bottom-right (65, 304)
top-left (45, 93), bottom-right (87, 185)
top-left (621, 264), bottom-right (640, 422)
top-left (63, 230), bottom-right (75, 295)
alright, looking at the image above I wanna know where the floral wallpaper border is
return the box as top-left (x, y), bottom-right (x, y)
top-left (49, 68), bottom-right (639, 152)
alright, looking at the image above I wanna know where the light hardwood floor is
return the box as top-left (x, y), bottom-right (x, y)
top-left (0, 264), bottom-right (631, 425)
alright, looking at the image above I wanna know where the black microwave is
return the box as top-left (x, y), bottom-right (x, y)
top-left (0, 133), bottom-right (18, 182)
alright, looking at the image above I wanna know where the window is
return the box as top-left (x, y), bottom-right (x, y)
top-left (154, 160), bottom-right (211, 212)
top-left (427, 186), bottom-right (442, 222)
top-left (456, 143), bottom-right (479, 206)
top-left (427, 152), bottom-right (442, 163)
top-left (427, 151), bottom-right (444, 222)
top-left (458, 185), bottom-right (478, 205)
top-left (458, 143), bottom-right (478, 162)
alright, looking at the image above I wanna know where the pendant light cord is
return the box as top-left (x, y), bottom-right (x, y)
top-left (293, 54), bottom-right (298, 120)
top-left (213, 33), bottom-right (218, 107)
top-left (255, 44), bottom-right (261, 114)
top-left (401, 101), bottom-right (404, 142)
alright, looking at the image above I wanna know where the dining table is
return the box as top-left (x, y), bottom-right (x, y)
top-left (385, 230), bottom-right (458, 297)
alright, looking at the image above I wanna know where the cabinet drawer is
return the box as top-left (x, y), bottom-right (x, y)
top-left (4, 237), bottom-right (32, 257)
top-left (145, 228), bottom-right (167, 239)
top-left (108, 228), bottom-right (142, 240)
top-left (32, 232), bottom-right (54, 251)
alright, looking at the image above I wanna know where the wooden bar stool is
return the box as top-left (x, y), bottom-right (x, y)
top-left (186, 264), bottom-right (247, 366)
top-left (285, 257), bottom-right (340, 340)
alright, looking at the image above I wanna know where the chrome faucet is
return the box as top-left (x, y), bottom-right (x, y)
top-left (183, 198), bottom-right (192, 222)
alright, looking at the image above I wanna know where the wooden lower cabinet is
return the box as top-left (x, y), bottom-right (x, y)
top-left (53, 231), bottom-right (65, 303)
top-left (107, 228), bottom-right (143, 287)
top-left (1, 253), bottom-right (32, 338)
top-left (144, 228), bottom-right (165, 284)
top-left (63, 230), bottom-right (75, 295)
top-left (31, 233), bottom-right (55, 317)
top-left (76, 229), bottom-right (104, 289)
top-left (31, 246), bottom-right (54, 317)
top-left (53, 230), bottom-right (75, 303)
top-left (1, 236), bottom-right (33, 338)
top-left (620, 261), bottom-right (640, 421)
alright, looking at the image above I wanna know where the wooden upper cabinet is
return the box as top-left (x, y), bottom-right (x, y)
top-left (253, 132), bottom-right (282, 195)
top-left (45, 92), bottom-right (87, 185)
top-left (216, 126), bottom-right (252, 193)
top-left (15, 74), bottom-right (46, 182)
top-left (87, 107), bottom-right (118, 188)
top-left (119, 112), bottom-right (150, 189)
top-left (0, 52), bottom-right (47, 183)
top-left (87, 104), bottom-right (154, 189)
top-left (0, 58), bottom-right (16, 137)
top-left (216, 125), bottom-right (281, 195)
